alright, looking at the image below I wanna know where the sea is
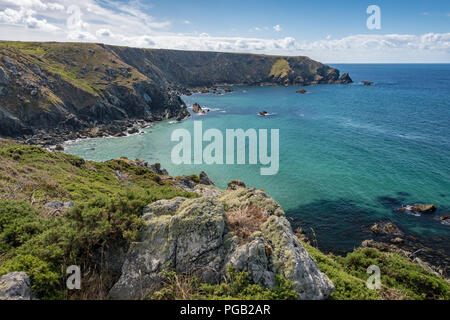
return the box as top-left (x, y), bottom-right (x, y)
top-left (65, 64), bottom-right (450, 256)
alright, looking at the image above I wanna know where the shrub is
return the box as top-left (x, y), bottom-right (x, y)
top-left (226, 206), bottom-right (268, 244)
top-left (0, 254), bottom-right (61, 299)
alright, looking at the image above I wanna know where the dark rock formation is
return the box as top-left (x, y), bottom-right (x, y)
top-left (192, 103), bottom-right (206, 114)
top-left (361, 81), bottom-right (374, 86)
top-left (199, 171), bottom-right (214, 185)
top-left (336, 72), bottom-right (353, 84)
top-left (296, 89), bottom-right (308, 94)
top-left (258, 111), bottom-right (268, 116)
top-left (397, 204), bottom-right (437, 214)
top-left (370, 222), bottom-right (403, 236)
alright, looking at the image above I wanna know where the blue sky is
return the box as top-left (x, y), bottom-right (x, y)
top-left (0, 0), bottom-right (449, 62)
top-left (148, 0), bottom-right (450, 39)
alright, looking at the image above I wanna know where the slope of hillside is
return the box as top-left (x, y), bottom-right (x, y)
top-left (0, 41), bottom-right (351, 143)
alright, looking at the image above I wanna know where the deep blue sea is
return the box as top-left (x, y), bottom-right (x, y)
top-left (65, 64), bottom-right (450, 254)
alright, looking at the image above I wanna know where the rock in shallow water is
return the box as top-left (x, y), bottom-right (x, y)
top-left (109, 185), bottom-right (334, 300)
top-left (397, 204), bottom-right (437, 214)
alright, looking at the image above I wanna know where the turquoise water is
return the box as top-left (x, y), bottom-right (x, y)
top-left (65, 64), bottom-right (450, 253)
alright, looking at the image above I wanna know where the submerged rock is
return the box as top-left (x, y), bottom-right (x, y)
top-left (109, 185), bottom-right (334, 300)
top-left (258, 111), bottom-right (268, 116)
top-left (296, 89), bottom-right (307, 94)
top-left (370, 222), bottom-right (403, 236)
top-left (361, 81), bottom-right (374, 86)
top-left (0, 272), bottom-right (34, 300)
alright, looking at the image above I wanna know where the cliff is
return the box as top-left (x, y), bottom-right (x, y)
top-left (0, 41), bottom-right (351, 143)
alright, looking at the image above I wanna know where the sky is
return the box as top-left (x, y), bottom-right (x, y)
top-left (0, 0), bottom-right (449, 63)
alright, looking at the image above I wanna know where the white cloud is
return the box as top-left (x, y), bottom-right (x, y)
top-left (183, 20), bottom-right (191, 24)
top-left (0, 1), bottom-right (449, 62)
top-left (0, 6), bottom-right (60, 32)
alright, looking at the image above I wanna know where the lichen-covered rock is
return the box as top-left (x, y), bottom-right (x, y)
top-left (228, 237), bottom-right (275, 288)
top-left (142, 197), bottom-right (186, 220)
top-left (109, 197), bottom-right (228, 299)
top-left (0, 272), bottom-right (33, 300)
top-left (260, 216), bottom-right (334, 299)
top-left (109, 183), bottom-right (334, 300)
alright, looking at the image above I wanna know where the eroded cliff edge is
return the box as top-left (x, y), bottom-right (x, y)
top-left (0, 41), bottom-right (352, 143)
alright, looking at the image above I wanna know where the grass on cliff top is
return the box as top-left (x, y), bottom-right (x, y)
top-left (0, 139), bottom-right (196, 299)
top-left (0, 41), bottom-right (147, 96)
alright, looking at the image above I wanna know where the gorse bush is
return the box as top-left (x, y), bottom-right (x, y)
top-left (0, 141), bottom-right (197, 299)
top-left (303, 242), bottom-right (450, 300)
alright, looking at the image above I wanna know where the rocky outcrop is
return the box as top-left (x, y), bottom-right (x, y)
top-left (370, 222), bottom-right (403, 236)
top-left (199, 171), bottom-right (214, 185)
top-left (296, 89), bottom-right (307, 94)
top-left (192, 103), bottom-right (206, 114)
top-left (336, 72), bottom-right (353, 84)
top-left (397, 204), bottom-right (437, 214)
top-left (361, 81), bottom-right (374, 86)
top-left (109, 183), bottom-right (334, 300)
top-left (0, 272), bottom-right (34, 300)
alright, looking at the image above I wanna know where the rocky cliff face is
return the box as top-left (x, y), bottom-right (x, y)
top-left (0, 41), bottom-right (351, 142)
top-left (109, 180), bottom-right (334, 300)
top-left (111, 46), bottom-right (351, 88)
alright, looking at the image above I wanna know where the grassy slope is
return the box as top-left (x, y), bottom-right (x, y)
top-left (0, 139), bottom-right (195, 298)
top-left (0, 139), bottom-right (448, 300)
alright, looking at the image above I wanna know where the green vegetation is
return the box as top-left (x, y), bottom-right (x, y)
top-left (269, 59), bottom-right (291, 79)
top-left (151, 266), bottom-right (299, 300)
top-left (0, 139), bottom-right (448, 300)
top-left (0, 139), bottom-right (196, 299)
top-left (303, 242), bottom-right (450, 300)
top-left (0, 41), bottom-right (146, 99)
